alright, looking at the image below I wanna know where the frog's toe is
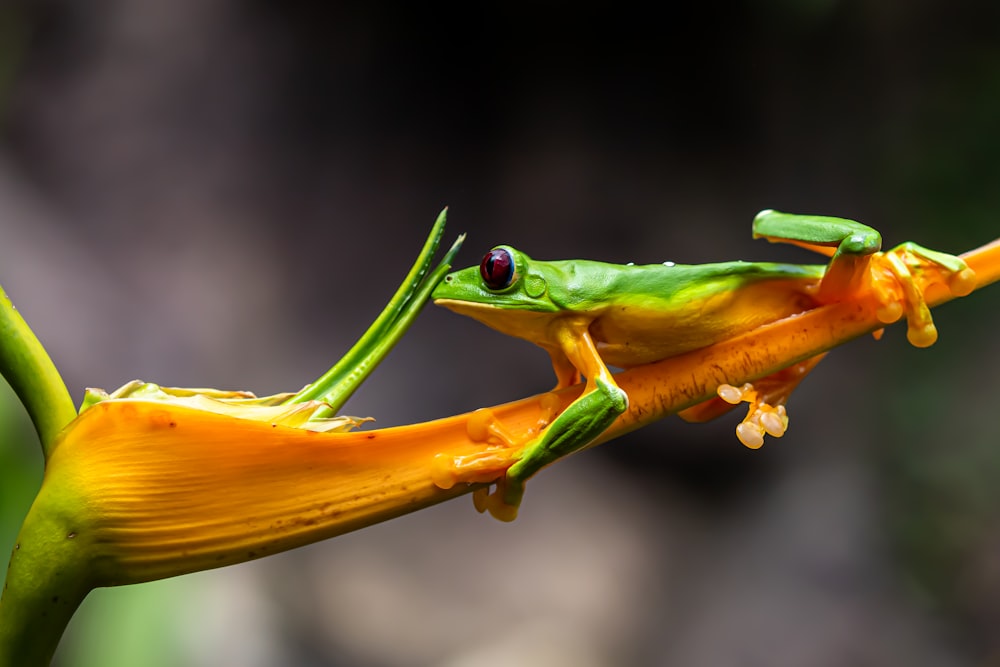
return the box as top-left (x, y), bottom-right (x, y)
top-left (432, 407), bottom-right (531, 519)
top-left (433, 451), bottom-right (522, 520)
top-left (871, 243), bottom-right (975, 348)
top-left (471, 481), bottom-right (521, 522)
top-left (431, 450), bottom-right (516, 489)
top-left (489, 503), bottom-right (519, 523)
top-left (906, 320), bottom-right (938, 348)
top-left (471, 486), bottom-right (493, 513)
top-left (431, 405), bottom-right (524, 489)
top-left (759, 405), bottom-right (788, 437)
top-left (949, 266), bottom-right (977, 296)
top-left (718, 382), bottom-right (751, 405)
top-left (736, 421), bottom-right (765, 449)
top-left (717, 383), bottom-right (790, 450)
top-left (430, 454), bottom-right (461, 489)
top-left (735, 404), bottom-right (788, 449)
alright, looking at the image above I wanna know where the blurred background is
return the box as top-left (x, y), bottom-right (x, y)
top-left (0, 1), bottom-right (998, 665)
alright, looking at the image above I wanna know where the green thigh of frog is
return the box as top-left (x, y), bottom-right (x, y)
top-left (432, 210), bottom-right (975, 521)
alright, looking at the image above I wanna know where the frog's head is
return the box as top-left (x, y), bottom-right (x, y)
top-left (433, 246), bottom-right (560, 337)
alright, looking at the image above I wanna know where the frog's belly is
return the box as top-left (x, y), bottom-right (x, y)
top-left (590, 281), bottom-right (816, 368)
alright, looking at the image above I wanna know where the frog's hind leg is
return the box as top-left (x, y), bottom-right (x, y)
top-left (678, 354), bottom-right (826, 449)
top-left (752, 210), bottom-right (883, 303)
top-left (752, 210), bottom-right (977, 345)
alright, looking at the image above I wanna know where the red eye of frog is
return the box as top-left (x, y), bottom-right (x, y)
top-left (480, 247), bottom-right (515, 290)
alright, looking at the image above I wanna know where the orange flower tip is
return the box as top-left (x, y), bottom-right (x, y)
top-left (906, 321), bottom-right (938, 348)
top-left (949, 267), bottom-right (977, 296)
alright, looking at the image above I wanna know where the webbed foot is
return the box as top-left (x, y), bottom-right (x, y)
top-left (717, 382), bottom-right (789, 449)
top-left (431, 400), bottom-right (558, 522)
top-left (679, 355), bottom-right (824, 449)
top-left (869, 242), bottom-right (975, 347)
top-left (471, 478), bottom-right (523, 522)
top-left (431, 407), bottom-right (521, 486)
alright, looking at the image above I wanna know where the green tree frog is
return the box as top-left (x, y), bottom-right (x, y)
top-left (431, 210), bottom-right (975, 521)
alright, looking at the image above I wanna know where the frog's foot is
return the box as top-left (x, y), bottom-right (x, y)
top-left (525, 390), bottom-right (564, 435)
top-left (470, 478), bottom-right (523, 523)
top-left (679, 355), bottom-right (825, 449)
top-left (869, 242), bottom-right (976, 348)
top-left (431, 407), bottom-right (520, 486)
top-left (431, 449), bottom-right (520, 489)
top-left (716, 382), bottom-right (789, 450)
top-left (431, 406), bottom-right (531, 521)
top-left (434, 458), bottom-right (524, 522)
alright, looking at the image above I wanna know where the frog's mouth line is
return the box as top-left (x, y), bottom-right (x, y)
top-left (432, 298), bottom-right (559, 341)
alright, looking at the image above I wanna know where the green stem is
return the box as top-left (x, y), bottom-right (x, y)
top-left (287, 209), bottom-right (464, 414)
top-left (0, 286), bottom-right (76, 459)
top-left (0, 478), bottom-right (92, 666)
top-left (0, 284), bottom-right (91, 664)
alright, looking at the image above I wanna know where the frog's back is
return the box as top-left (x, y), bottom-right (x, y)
top-left (545, 258), bottom-right (825, 367)
top-left (545, 258), bottom-right (823, 310)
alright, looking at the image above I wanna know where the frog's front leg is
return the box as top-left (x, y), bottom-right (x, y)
top-left (447, 319), bottom-right (628, 522)
top-left (480, 374), bottom-right (627, 520)
top-left (429, 348), bottom-right (577, 512)
top-left (478, 319), bottom-right (627, 520)
top-left (547, 345), bottom-right (583, 392)
top-left (431, 384), bottom-right (625, 523)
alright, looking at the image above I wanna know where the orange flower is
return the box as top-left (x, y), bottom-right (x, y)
top-left (1, 232), bottom-right (995, 666)
top-left (32, 237), bottom-right (999, 588)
